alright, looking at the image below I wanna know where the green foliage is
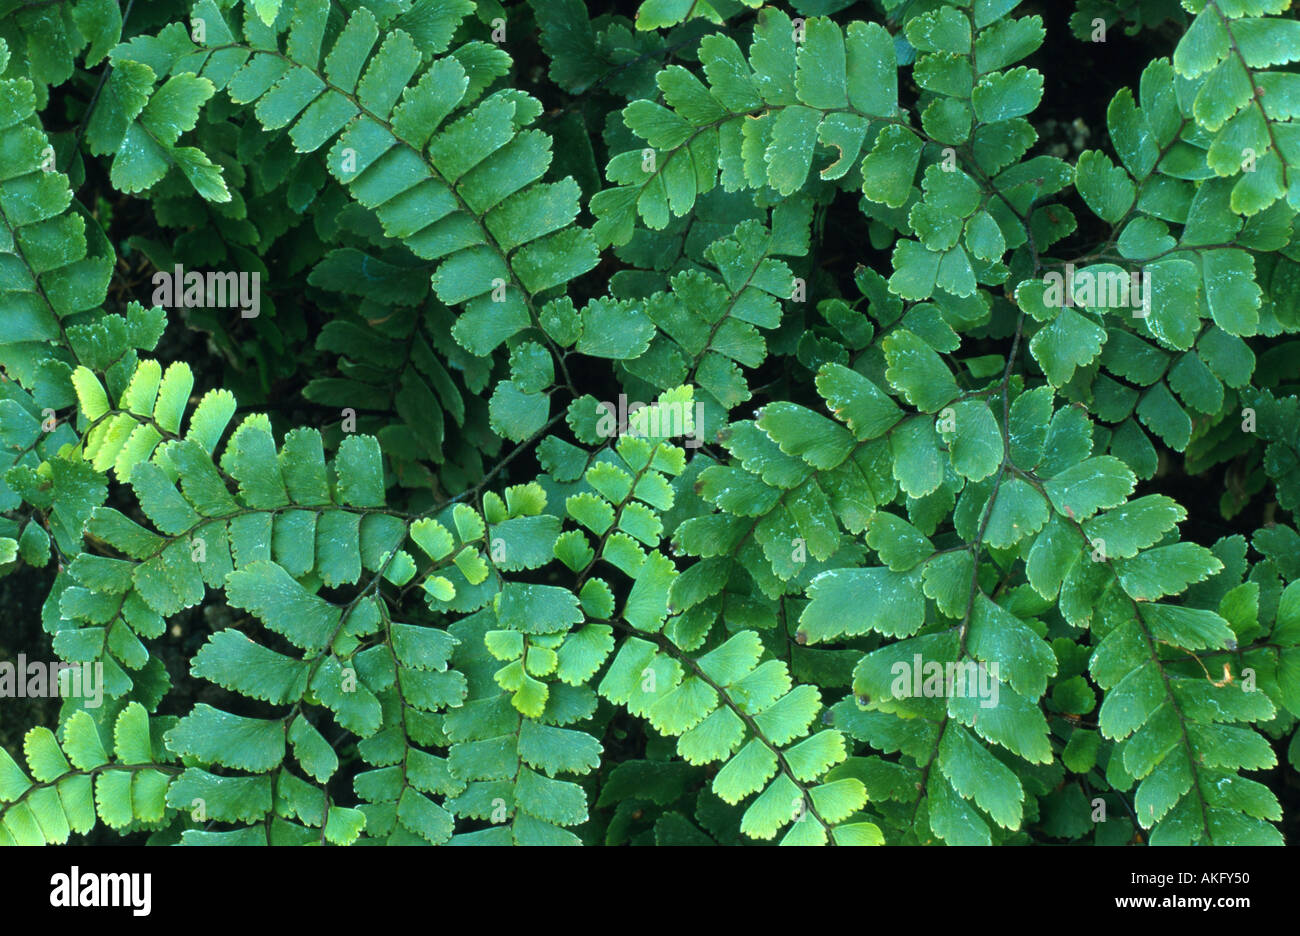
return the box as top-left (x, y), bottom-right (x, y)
top-left (2, 0), bottom-right (1299, 847)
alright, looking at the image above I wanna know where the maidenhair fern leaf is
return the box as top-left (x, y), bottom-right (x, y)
top-left (2, 0), bottom-right (1299, 852)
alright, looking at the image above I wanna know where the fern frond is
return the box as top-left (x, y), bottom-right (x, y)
top-left (2, 0), bottom-right (1298, 850)
top-left (0, 705), bottom-right (178, 845)
top-left (593, 9), bottom-right (902, 246)
top-left (0, 37), bottom-right (114, 363)
top-left (114, 0), bottom-right (599, 360)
